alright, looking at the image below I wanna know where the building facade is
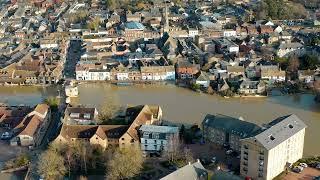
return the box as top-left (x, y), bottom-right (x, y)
top-left (240, 114), bottom-right (306, 180)
top-left (139, 125), bottom-right (179, 154)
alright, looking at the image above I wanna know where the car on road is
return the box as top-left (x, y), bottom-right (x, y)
top-left (313, 176), bottom-right (320, 180)
top-left (1, 132), bottom-right (12, 140)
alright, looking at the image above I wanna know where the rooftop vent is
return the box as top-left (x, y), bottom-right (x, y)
top-left (269, 135), bottom-right (275, 141)
top-left (288, 124), bottom-right (293, 129)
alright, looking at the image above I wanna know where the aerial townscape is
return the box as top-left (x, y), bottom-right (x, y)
top-left (0, 0), bottom-right (320, 179)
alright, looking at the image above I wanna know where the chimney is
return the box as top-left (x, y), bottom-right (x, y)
top-left (188, 162), bottom-right (191, 165)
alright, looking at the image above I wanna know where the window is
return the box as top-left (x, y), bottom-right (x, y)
top-left (154, 140), bottom-right (157, 144)
top-left (244, 144), bottom-right (248, 149)
top-left (154, 145), bottom-right (157, 150)
top-left (121, 138), bottom-right (125, 141)
top-left (145, 139), bottom-right (147, 143)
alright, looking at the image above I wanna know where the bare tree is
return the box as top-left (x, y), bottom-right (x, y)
top-left (37, 149), bottom-right (66, 179)
top-left (165, 134), bottom-right (182, 163)
top-left (106, 147), bottom-right (144, 180)
top-left (98, 97), bottom-right (120, 123)
top-left (314, 80), bottom-right (320, 102)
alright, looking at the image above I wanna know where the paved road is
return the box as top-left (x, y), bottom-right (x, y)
top-left (64, 39), bottom-right (83, 80)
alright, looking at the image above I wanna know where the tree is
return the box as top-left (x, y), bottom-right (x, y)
top-left (106, 0), bottom-right (117, 11)
top-left (106, 147), bottom-right (144, 179)
top-left (287, 56), bottom-right (300, 80)
top-left (43, 96), bottom-right (60, 110)
top-left (301, 55), bottom-right (319, 70)
top-left (207, 85), bottom-right (214, 94)
top-left (98, 97), bottom-right (120, 123)
top-left (87, 17), bottom-right (101, 31)
top-left (165, 134), bottom-right (182, 163)
top-left (37, 149), bottom-right (66, 179)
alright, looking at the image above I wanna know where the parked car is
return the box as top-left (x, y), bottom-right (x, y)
top-left (299, 163), bottom-right (308, 168)
top-left (226, 150), bottom-right (233, 155)
top-left (313, 176), bottom-right (320, 180)
top-left (211, 157), bottom-right (216, 163)
top-left (316, 163), bottom-right (320, 169)
top-left (1, 132), bottom-right (11, 140)
top-left (292, 166), bottom-right (303, 173)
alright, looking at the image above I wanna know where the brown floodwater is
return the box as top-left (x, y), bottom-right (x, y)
top-left (0, 83), bottom-right (319, 156)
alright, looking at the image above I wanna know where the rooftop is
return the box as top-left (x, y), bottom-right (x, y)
top-left (139, 125), bottom-right (179, 134)
top-left (160, 161), bottom-right (207, 180)
top-left (254, 114), bottom-right (307, 150)
top-left (125, 21), bottom-right (145, 30)
top-left (203, 114), bottom-right (262, 138)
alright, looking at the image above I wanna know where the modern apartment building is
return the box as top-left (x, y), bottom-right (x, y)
top-left (139, 125), bottom-right (179, 154)
top-left (240, 114), bottom-right (306, 180)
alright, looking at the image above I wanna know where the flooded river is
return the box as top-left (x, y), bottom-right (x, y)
top-left (0, 83), bottom-right (319, 156)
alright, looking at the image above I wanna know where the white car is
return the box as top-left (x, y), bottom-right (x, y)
top-left (1, 132), bottom-right (11, 140)
top-left (226, 150), bottom-right (233, 155)
top-left (299, 163), bottom-right (308, 168)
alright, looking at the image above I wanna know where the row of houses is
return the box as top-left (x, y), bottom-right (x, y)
top-left (0, 104), bottom-right (51, 147)
top-left (75, 63), bottom-right (176, 81)
top-left (54, 104), bottom-right (179, 155)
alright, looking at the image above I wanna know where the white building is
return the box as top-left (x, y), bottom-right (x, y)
top-left (139, 125), bottom-right (179, 154)
top-left (240, 114), bottom-right (306, 180)
top-left (223, 29), bottom-right (237, 37)
top-left (141, 66), bottom-right (175, 81)
top-left (116, 72), bottom-right (129, 80)
top-left (188, 28), bottom-right (199, 38)
top-left (88, 69), bottom-right (110, 80)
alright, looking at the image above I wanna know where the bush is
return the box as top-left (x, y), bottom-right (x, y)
top-left (3, 154), bottom-right (30, 170)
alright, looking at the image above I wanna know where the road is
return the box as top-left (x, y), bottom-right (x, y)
top-left (64, 39), bottom-right (83, 80)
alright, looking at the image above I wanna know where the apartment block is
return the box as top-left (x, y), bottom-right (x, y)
top-left (240, 115), bottom-right (306, 180)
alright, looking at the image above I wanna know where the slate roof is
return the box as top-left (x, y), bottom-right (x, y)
top-left (139, 125), bottom-right (178, 134)
top-left (254, 114), bottom-right (307, 150)
top-left (58, 124), bottom-right (129, 140)
top-left (203, 114), bottom-right (262, 138)
top-left (160, 161), bottom-right (207, 180)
